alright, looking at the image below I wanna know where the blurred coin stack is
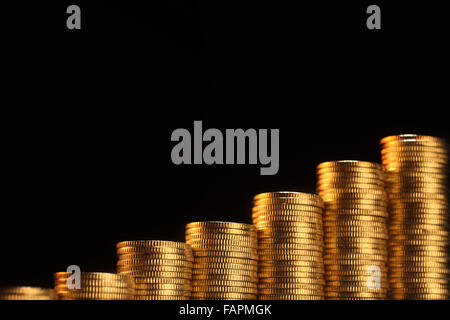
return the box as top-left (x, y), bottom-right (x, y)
top-left (317, 161), bottom-right (389, 299)
top-left (381, 134), bottom-right (449, 299)
top-left (116, 240), bottom-right (193, 300)
top-left (252, 191), bottom-right (325, 300)
top-left (185, 221), bottom-right (258, 300)
top-left (0, 286), bottom-right (56, 300)
top-left (54, 272), bottom-right (134, 300)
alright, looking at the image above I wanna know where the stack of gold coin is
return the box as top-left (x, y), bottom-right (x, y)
top-left (54, 272), bottom-right (134, 300)
top-left (252, 191), bottom-right (325, 300)
top-left (185, 221), bottom-right (258, 300)
top-left (380, 134), bottom-right (449, 299)
top-left (317, 161), bottom-right (389, 300)
top-left (116, 240), bottom-right (193, 300)
top-left (0, 286), bottom-right (57, 300)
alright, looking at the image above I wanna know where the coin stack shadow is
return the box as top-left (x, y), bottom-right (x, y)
top-left (0, 286), bottom-right (57, 300)
top-left (54, 272), bottom-right (135, 300)
top-left (252, 192), bottom-right (325, 300)
top-left (116, 240), bottom-right (193, 300)
top-left (185, 221), bottom-right (258, 300)
top-left (381, 135), bottom-right (450, 299)
top-left (317, 161), bottom-right (389, 299)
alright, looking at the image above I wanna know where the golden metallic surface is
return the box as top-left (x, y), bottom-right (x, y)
top-left (116, 240), bottom-right (190, 250)
top-left (316, 161), bottom-right (389, 299)
top-left (258, 294), bottom-right (323, 300)
top-left (253, 197), bottom-right (324, 207)
top-left (192, 250), bottom-right (258, 260)
top-left (54, 279), bottom-right (133, 289)
top-left (252, 204), bottom-right (323, 214)
top-left (192, 274), bottom-right (258, 282)
top-left (193, 263), bottom-right (258, 272)
top-left (258, 288), bottom-right (323, 295)
top-left (132, 277), bottom-right (190, 285)
top-left (259, 277), bottom-right (325, 284)
top-left (186, 227), bottom-right (257, 237)
top-left (191, 292), bottom-right (257, 300)
top-left (118, 252), bottom-right (194, 262)
top-left (134, 295), bottom-right (189, 300)
top-left (192, 285), bottom-right (257, 294)
top-left (190, 244), bottom-right (258, 254)
top-left (0, 287), bottom-right (57, 300)
top-left (117, 265), bottom-right (192, 273)
top-left (192, 279), bottom-right (257, 288)
top-left (380, 134), bottom-right (449, 300)
top-left (117, 258), bottom-right (193, 267)
top-left (118, 270), bottom-right (192, 279)
top-left (252, 208), bottom-right (323, 218)
top-left (194, 256), bottom-right (258, 265)
top-left (116, 246), bottom-right (194, 257)
top-left (186, 221), bottom-right (255, 231)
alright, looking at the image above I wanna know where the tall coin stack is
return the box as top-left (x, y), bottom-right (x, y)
top-left (252, 191), bottom-right (325, 300)
top-left (380, 134), bottom-right (449, 299)
top-left (0, 286), bottom-right (56, 300)
top-left (185, 221), bottom-right (258, 300)
top-left (317, 161), bottom-right (389, 299)
top-left (116, 240), bottom-right (193, 300)
top-left (54, 272), bottom-right (134, 300)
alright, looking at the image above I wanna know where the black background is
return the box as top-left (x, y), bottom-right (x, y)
top-left (1, 0), bottom-right (449, 290)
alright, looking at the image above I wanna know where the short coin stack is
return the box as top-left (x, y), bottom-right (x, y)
top-left (0, 286), bottom-right (56, 300)
top-left (186, 221), bottom-right (258, 300)
top-left (317, 161), bottom-right (389, 299)
top-left (54, 272), bottom-right (134, 300)
top-left (116, 240), bottom-right (193, 300)
top-left (252, 191), bottom-right (325, 300)
top-left (381, 134), bottom-right (449, 299)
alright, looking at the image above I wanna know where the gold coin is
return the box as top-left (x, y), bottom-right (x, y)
top-left (186, 236), bottom-right (257, 244)
top-left (254, 191), bottom-right (322, 202)
top-left (252, 208), bottom-right (323, 218)
top-left (54, 272), bottom-right (131, 281)
top-left (192, 274), bottom-right (257, 282)
top-left (117, 252), bottom-right (194, 262)
top-left (258, 294), bottom-right (323, 300)
top-left (258, 232), bottom-right (323, 241)
top-left (117, 259), bottom-right (193, 268)
top-left (117, 264), bottom-right (191, 272)
top-left (54, 279), bottom-right (133, 289)
top-left (57, 292), bottom-right (132, 300)
top-left (116, 246), bottom-right (193, 257)
top-left (259, 250), bottom-right (323, 259)
top-left (252, 203), bottom-right (323, 212)
top-left (192, 249), bottom-right (257, 260)
top-left (259, 255), bottom-right (323, 264)
top-left (134, 295), bottom-right (189, 300)
top-left (324, 200), bottom-right (388, 211)
top-left (259, 277), bottom-right (325, 285)
top-left (132, 277), bottom-right (191, 285)
top-left (189, 244), bottom-right (258, 254)
top-left (187, 238), bottom-right (257, 248)
top-left (317, 160), bottom-right (381, 171)
top-left (191, 286), bottom-right (257, 294)
top-left (253, 197), bottom-right (324, 207)
top-left (118, 270), bottom-right (191, 279)
top-left (185, 227), bottom-right (256, 237)
top-left (116, 240), bottom-right (190, 250)
top-left (194, 257), bottom-right (258, 265)
top-left (193, 263), bottom-right (258, 272)
top-left (191, 292), bottom-right (257, 300)
top-left (192, 279), bottom-right (257, 288)
top-left (186, 221), bottom-right (255, 232)
top-left (258, 288), bottom-right (323, 295)
top-left (192, 268), bottom-right (257, 277)
top-left (258, 282), bottom-right (324, 290)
